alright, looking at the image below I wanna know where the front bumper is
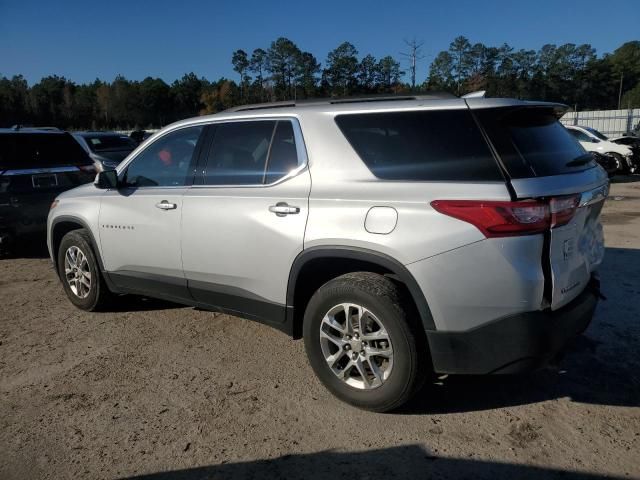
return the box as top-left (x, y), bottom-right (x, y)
top-left (426, 279), bottom-right (599, 374)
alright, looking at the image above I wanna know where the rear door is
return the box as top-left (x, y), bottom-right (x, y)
top-left (181, 118), bottom-right (310, 325)
top-left (473, 105), bottom-right (608, 309)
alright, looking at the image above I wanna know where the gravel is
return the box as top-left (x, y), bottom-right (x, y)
top-left (1, 179), bottom-right (639, 480)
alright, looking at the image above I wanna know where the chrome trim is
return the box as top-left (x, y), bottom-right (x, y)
top-left (1, 166), bottom-right (81, 176)
top-left (579, 183), bottom-right (609, 207)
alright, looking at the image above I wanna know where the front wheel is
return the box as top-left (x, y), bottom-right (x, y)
top-left (608, 152), bottom-right (628, 174)
top-left (303, 272), bottom-right (428, 412)
top-left (57, 229), bottom-right (113, 311)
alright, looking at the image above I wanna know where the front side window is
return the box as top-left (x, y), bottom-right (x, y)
top-left (202, 120), bottom-right (300, 185)
top-left (122, 126), bottom-right (203, 187)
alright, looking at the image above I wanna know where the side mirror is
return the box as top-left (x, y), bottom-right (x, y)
top-left (592, 138), bottom-right (600, 143)
top-left (94, 169), bottom-right (119, 189)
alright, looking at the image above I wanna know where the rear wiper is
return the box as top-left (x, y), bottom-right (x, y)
top-left (565, 154), bottom-right (593, 167)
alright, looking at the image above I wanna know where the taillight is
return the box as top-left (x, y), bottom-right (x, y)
top-left (431, 195), bottom-right (580, 238)
top-left (549, 195), bottom-right (579, 227)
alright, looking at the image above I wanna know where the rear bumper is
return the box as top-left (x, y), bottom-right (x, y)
top-left (426, 278), bottom-right (599, 375)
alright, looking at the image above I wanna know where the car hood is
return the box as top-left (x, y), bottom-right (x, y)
top-left (578, 139), bottom-right (632, 155)
top-left (54, 182), bottom-right (102, 201)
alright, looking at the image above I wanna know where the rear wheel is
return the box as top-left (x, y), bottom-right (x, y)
top-left (303, 272), bottom-right (428, 412)
top-left (57, 229), bottom-right (114, 311)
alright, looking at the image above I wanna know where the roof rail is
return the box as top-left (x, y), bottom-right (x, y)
top-left (225, 93), bottom-right (457, 113)
top-left (10, 125), bottom-right (61, 132)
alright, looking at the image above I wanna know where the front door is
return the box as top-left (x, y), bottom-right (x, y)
top-left (98, 125), bottom-right (205, 301)
top-left (181, 119), bottom-right (310, 326)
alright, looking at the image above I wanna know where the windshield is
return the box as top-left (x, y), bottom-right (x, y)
top-left (82, 134), bottom-right (137, 152)
top-left (475, 107), bottom-right (595, 178)
top-left (585, 127), bottom-right (608, 141)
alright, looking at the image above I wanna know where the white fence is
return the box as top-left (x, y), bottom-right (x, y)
top-left (560, 109), bottom-right (640, 137)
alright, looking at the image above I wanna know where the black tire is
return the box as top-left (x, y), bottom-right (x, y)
top-left (303, 272), bottom-right (428, 412)
top-left (57, 229), bottom-right (113, 311)
top-left (608, 152), bottom-right (628, 174)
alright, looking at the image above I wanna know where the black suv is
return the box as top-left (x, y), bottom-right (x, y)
top-left (0, 128), bottom-right (96, 254)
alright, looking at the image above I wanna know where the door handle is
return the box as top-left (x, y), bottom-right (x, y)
top-left (155, 200), bottom-right (177, 210)
top-left (269, 202), bottom-right (300, 216)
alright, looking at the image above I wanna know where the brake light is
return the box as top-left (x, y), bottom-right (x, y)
top-left (431, 195), bottom-right (579, 238)
top-left (549, 195), bottom-right (579, 227)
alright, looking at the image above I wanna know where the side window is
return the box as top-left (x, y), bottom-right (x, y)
top-left (265, 121), bottom-right (299, 184)
top-left (123, 126), bottom-right (203, 187)
top-left (202, 120), bottom-right (300, 185)
top-left (335, 110), bottom-right (502, 181)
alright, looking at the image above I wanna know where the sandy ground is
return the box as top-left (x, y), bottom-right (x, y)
top-left (1, 178), bottom-right (639, 480)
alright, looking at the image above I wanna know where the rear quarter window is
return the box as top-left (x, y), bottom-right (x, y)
top-left (475, 108), bottom-right (595, 178)
top-left (335, 109), bottom-right (503, 181)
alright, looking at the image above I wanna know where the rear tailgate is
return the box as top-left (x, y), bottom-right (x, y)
top-left (511, 173), bottom-right (608, 308)
top-left (471, 102), bottom-right (609, 309)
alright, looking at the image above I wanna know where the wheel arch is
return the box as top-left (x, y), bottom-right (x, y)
top-left (51, 215), bottom-right (105, 276)
top-left (286, 246), bottom-right (436, 339)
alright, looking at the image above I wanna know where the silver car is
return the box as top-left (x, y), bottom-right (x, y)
top-left (47, 95), bottom-right (608, 412)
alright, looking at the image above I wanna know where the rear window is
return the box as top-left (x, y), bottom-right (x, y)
top-left (82, 134), bottom-right (137, 152)
top-left (335, 110), bottom-right (502, 181)
top-left (475, 108), bottom-right (595, 178)
top-left (0, 133), bottom-right (91, 169)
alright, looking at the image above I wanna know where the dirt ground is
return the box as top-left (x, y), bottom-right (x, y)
top-left (1, 179), bottom-right (639, 480)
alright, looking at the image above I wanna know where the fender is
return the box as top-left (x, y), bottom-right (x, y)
top-left (50, 215), bottom-right (120, 292)
top-left (286, 245), bottom-right (436, 332)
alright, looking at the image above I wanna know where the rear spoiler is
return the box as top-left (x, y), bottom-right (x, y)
top-left (465, 98), bottom-right (569, 118)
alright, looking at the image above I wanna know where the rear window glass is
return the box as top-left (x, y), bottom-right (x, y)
top-left (475, 108), bottom-right (595, 178)
top-left (335, 110), bottom-right (502, 181)
top-left (0, 133), bottom-right (91, 169)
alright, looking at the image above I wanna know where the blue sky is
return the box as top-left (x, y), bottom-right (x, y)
top-left (1, 0), bottom-right (638, 85)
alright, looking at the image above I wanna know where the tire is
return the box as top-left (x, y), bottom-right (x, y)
top-left (303, 272), bottom-right (428, 412)
top-left (57, 229), bottom-right (113, 311)
top-left (608, 152), bottom-right (627, 174)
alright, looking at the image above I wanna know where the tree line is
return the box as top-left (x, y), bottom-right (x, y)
top-left (1, 37), bottom-right (639, 130)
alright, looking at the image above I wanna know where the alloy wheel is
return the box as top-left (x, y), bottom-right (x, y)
top-left (319, 303), bottom-right (394, 390)
top-left (64, 246), bottom-right (92, 298)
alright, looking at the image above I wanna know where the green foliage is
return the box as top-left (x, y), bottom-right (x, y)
top-left (425, 37), bottom-right (636, 110)
top-left (1, 38), bottom-right (639, 130)
top-left (323, 42), bottom-right (359, 96)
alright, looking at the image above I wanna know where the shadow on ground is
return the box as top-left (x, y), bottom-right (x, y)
top-left (609, 173), bottom-right (640, 184)
top-left (403, 246), bottom-right (640, 414)
top-left (121, 446), bottom-right (627, 480)
top-left (1, 235), bottom-right (50, 259)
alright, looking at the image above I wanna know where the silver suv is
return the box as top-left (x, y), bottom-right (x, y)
top-left (47, 95), bottom-right (608, 412)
